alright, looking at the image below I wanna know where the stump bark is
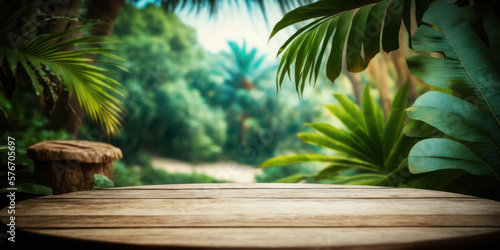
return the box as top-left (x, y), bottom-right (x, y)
top-left (28, 140), bottom-right (122, 194)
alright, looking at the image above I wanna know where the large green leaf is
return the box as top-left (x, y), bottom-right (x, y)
top-left (408, 138), bottom-right (496, 177)
top-left (270, 0), bottom-right (434, 94)
top-left (412, 25), bottom-right (456, 59)
top-left (406, 54), bottom-right (475, 98)
top-left (326, 10), bottom-right (354, 83)
top-left (407, 91), bottom-right (495, 143)
top-left (470, 142), bottom-right (500, 175)
top-left (420, 0), bottom-right (500, 125)
top-left (382, 0), bottom-right (405, 52)
top-left (405, 0), bottom-right (500, 183)
top-left (269, 0), bottom-right (380, 40)
top-left (403, 120), bottom-right (439, 138)
top-left (346, 4), bottom-right (374, 72)
top-left (363, 1), bottom-right (387, 66)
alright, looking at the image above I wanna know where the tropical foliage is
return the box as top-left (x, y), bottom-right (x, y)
top-left (0, 2), bottom-right (126, 136)
top-left (104, 5), bottom-right (227, 162)
top-left (219, 41), bottom-right (272, 91)
top-left (259, 83), bottom-right (417, 185)
top-left (404, 1), bottom-right (500, 182)
top-left (263, 0), bottom-right (500, 197)
top-left (216, 41), bottom-right (284, 160)
top-left (269, 0), bottom-right (434, 94)
top-left (101, 5), bottom-right (335, 167)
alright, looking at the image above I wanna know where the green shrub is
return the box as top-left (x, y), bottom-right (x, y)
top-left (113, 161), bottom-right (142, 187)
top-left (259, 83), bottom-right (417, 185)
top-left (112, 155), bottom-right (225, 187)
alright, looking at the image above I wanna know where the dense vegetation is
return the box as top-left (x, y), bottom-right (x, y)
top-left (1, 0), bottom-right (499, 201)
top-left (100, 5), bottom-right (337, 179)
top-left (262, 0), bottom-right (500, 199)
top-left (0, 2), bottom-right (336, 194)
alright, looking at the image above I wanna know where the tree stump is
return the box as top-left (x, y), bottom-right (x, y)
top-left (28, 140), bottom-right (122, 194)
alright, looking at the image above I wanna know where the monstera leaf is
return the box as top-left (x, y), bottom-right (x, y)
top-left (259, 83), bottom-right (416, 185)
top-left (404, 0), bottom-right (500, 181)
top-left (269, 0), bottom-right (434, 95)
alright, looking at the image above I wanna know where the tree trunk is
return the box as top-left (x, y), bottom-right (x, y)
top-left (390, 25), bottom-right (419, 105)
top-left (84, 0), bottom-right (125, 62)
top-left (368, 54), bottom-right (392, 119)
top-left (37, 0), bottom-right (84, 135)
top-left (343, 68), bottom-right (362, 107)
top-left (239, 110), bottom-right (250, 144)
top-left (39, 0), bottom-right (125, 135)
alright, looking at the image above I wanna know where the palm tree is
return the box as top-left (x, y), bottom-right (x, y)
top-left (221, 41), bottom-right (273, 90)
top-left (219, 41), bottom-right (275, 143)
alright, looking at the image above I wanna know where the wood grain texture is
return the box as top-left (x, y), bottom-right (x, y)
top-left (28, 140), bottom-right (119, 194)
top-left (28, 140), bottom-right (122, 163)
top-left (38, 187), bottom-right (474, 199)
top-left (1, 183), bottom-right (499, 249)
top-left (34, 161), bottom-right (114, 195)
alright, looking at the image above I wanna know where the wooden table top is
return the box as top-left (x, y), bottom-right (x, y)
top-left (2, 183), bottom-right (500, 249)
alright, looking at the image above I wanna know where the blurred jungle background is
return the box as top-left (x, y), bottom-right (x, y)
top-left (1, 0), bottom-right (499, 201)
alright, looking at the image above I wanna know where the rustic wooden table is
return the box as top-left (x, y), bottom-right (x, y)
top-left (2, 183), bottom-right (500, 249)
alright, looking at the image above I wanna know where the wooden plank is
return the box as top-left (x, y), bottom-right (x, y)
top-left (6, 198), bottom-right (499, 216)
top-left (23, 227), bottom-right (500, 249)
top-left (5, 214), bottom-right (500, 228)
top-left (3, 184), bottom-right (500, 248)
top-left (2, 198), bottom-right (500, 228)
top-left (107, 183), bottom-right (391, 190)
top-left (37, 188), bottom-right (474, 199)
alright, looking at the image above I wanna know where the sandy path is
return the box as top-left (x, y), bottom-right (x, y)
top-left (151, 157), bottom-right (262, 183)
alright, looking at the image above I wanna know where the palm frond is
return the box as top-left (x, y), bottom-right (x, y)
top-left (140, 0), bottom-right (313, 15)
top-left (0, 24), bottom-right (126, 136)
top-left (221, 40), bottom-right (274, 87)
top-left (270, 0), bottom-right (435, 95)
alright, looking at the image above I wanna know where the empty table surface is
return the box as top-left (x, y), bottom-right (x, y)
top-left (2, 183), bottom-right (500, 249)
